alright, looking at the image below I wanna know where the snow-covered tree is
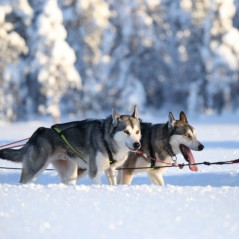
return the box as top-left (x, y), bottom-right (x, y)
top-left (1, 0), bottom-right (239, 121)
top-left (59, 0), bottom-right (239, 116)
top-left (200, 0), bottom-right (239, 114)
top-left (0, 1), bottom-right (29, 121)
top-left (28, 0), bottom-right (81, 122)
top-left (59, 0), bottom-right (112, 115)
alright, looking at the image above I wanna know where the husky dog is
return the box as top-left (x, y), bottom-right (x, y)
top-left (118, 111), bottom-right (204, 186)
top-left (0, 106), bottom-right (141, 185)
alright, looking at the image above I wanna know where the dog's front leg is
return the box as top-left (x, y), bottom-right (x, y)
top-left (105, 167), bottom-right (117, 185)
top-left (148, 170), bottom-right (165, 186)
top-left (117, 169), bottom-right (134, 185)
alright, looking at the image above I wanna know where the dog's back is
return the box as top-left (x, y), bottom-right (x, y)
top-left (53, 119), bottom-right (106, 156)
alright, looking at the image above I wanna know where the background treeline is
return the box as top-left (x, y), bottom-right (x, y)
top-left (0, 0), bottom-right (239, 122)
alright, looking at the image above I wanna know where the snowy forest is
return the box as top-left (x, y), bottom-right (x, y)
top-left (0, 0), bottom-right (239, 122)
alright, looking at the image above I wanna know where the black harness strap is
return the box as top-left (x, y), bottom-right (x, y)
top-left (101, 121), bottom-right (116, 165)
top-left (164, 124), bottom-right (176, 158)
top-left (148, 125), bottom-right (156, 168)
top-left (105, 140), bottom-right (116, 164)
top-left (149, 124), bottom-right (176, 168)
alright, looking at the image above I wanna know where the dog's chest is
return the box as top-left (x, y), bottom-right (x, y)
top-left (112, 149), bottom-right (129, 166)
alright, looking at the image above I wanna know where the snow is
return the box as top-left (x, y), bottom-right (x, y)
top-left (1, 115), bottom-right (239, 239)
top-left (1, 1), bottom-right (239, 236)
top-left (1, 184), bottom-right (238, 239)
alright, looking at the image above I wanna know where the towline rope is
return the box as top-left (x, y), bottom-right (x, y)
top-left (0, 159), bottom-right (238, 171)
top-left (0, 138), bottom-right (29, 149)
top-left (0, 166), bottom-right (54, 171)
top-left (116, 158), bottom-right (239, 170)
top-left (116, 150), bottom-right (239, 170)
top-left (1, 139), bottom-right (239, 171)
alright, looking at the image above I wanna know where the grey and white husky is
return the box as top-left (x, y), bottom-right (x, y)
top-left (0, 106), bottom-right (141, 185)
top-left (118, 111), bottom-right (204, 186)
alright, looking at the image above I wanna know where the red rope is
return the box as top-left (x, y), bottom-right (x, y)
top-left (0, 138), bottom-right (29, 149)
top-left (136, 150), bottom-right (174, 166)
top-left (8, 144), bottom-right (26, 149)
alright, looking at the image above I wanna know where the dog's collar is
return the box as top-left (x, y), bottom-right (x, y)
top-left (164, 143), bottom-right (176, 158)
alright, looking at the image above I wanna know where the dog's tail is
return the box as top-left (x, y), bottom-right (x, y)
top-left (0, 148), bottom-right (24, 163)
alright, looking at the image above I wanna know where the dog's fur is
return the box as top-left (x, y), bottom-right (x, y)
top-left (118, 112), bottom-right (204, 186)
top-left (0, 107), bottom-right (141, 185)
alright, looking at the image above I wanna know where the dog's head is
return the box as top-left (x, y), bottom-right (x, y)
top-left (112, 105), bottom-right (141, 151)
top-left (168, 111), bottom-right (204, 171)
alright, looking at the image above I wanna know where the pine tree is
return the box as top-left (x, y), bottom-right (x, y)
top-left (28, 0), bottom-right (81, 122)
top-left (200, 0), bottom-right (239, 114)
top-left (0, 2), bottom-right (29, 121)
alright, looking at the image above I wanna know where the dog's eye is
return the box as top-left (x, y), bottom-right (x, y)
top-left (185, 134), bottom-right (192, 140)
top-left (136, 130), bottom-right (140, 134)
top-left (124, 130), bottom-right (130, 135)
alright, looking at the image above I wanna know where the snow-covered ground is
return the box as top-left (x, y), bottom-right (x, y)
top-left (0, 113), bottom-right (239, 239)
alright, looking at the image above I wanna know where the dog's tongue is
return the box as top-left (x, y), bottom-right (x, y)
top-left (181, 145), bottom-right (198, 172)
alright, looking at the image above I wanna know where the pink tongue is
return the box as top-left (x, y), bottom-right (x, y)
top-left (186, 149), bottom-right (198, 172)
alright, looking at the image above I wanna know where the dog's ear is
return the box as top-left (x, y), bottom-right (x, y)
top-left (180, 111), bottom-right (188, 123)
top-left (112, 108), bottom-right (120, 127)
top-left (168, 112), bottom-right (176, 130)
top-left (132, 105), bottom-right (139, 119)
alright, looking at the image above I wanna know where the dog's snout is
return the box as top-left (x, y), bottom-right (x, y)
top-left (198, 144), bottom-right (204, 151)
top-left (133, 142), bottom-right (141, 150)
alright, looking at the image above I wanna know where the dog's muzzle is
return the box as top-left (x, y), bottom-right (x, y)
top-left (133, 142), bottom-right (141, 150)
top-left (198, 143), bottom-right (204, 151)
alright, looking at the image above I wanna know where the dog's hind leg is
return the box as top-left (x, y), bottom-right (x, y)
top-left (77, 168), bottom-right (87, 182)
top-left (52, 160), bottom-right (78, 185)
top-left (20, 146), bottom-right (50, 184)
top-left (20, 165), bottom-right (45, 184)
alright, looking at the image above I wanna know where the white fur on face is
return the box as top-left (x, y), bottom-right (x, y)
top-left (114, 125), bottom-right (141, 151)
top-left (170, 128), bottom-right (201, 154)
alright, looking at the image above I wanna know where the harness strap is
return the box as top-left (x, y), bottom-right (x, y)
top-left (101, 121), bottom-right (116, 165)
top-left (52, 126), bottom-right (87, 164)
top-left (164, 124), bottom-right (176, 158)
top-left (148, 125), bottom-right (156, 168)
top-left (105, 141), bottom-right (116, 165)
top-left (149, 124), bottom-right (176, 168)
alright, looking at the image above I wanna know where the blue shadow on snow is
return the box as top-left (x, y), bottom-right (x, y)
top-left (0, 170), bottom-right (239, 187)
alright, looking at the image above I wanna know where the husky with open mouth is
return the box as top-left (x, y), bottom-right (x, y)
top-left (118, 112), bottom-right (204, 186)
